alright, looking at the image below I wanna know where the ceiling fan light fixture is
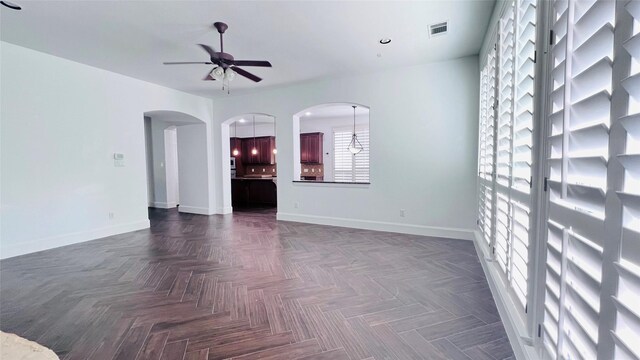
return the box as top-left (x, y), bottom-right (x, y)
top-left (211, 66), bottom-right (225, 80)
top-left (224, 68), bottom-right (236, 81)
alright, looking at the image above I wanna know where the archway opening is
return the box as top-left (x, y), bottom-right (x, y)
top-left (292, 103), bottom-right (370, 183)
top-left (143, 110), bottom-right (211, 217)
top-left (221, 114), bottom-right (278, 214)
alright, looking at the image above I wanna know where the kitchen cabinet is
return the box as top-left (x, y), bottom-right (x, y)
top-left (300, 132), bottom-right (323, 164)
top-left (231, 178), bottom-right (277, 206)
top-left (241, 136), bottom-right (275, 165)
top-left (230, 137), bottom-right (242, 157)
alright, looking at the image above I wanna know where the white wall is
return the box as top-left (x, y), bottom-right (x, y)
top-left (150, 120), bottom-right (169, 206)
top-left (234, 123), bottom-right (275, 138)
top-left (144, 116), bottom-right (155, 206)
top-left (164, 127), bottom-right (179, 207)
top-left (176, 124), bottom-right (210, 214)
top-left (0, 42), bottom-right (215, 259)
top-left (213, 56), bottom-right (480, 240)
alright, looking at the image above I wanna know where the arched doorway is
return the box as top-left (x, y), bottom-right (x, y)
top-left (144, 110), bottom-right (212, 216)
top-left (221, 113), bottom-right (277, 213)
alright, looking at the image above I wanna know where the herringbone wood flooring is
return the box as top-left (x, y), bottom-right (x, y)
top-left (0, 208), bottom-right (514, 360)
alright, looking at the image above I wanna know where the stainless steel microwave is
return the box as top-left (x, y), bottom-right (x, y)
top-left (230, 157), bottom-right (236, 170)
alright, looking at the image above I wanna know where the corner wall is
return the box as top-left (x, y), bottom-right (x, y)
top-left (0, 42), bottom-right (215, 259)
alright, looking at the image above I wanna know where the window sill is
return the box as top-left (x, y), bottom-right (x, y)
top-left (292, 180), bottom-right (370, 187)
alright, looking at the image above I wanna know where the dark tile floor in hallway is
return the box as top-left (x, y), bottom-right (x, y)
top-left (0, 208), bottom-right (514, 360)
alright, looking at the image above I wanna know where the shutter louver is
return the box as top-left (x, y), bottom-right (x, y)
top-left (612, 2), bottom-right (640, 359)
top-left (542, 0), bottom-right (614, 358)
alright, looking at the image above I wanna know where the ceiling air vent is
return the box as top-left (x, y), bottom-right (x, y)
top-left (429, 22), bottom-right (448, 37)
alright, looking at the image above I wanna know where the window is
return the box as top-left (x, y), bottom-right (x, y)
top-left (612, 1), bottom-right (640, 359)
top-left (334, 128), bottom-right (370, 183)
top-left (477, 0), bottom-right (640, 358)
top-left (476, 0), bottom-right (536, 325)
top-left (541, 0), bottom-right (614, 358)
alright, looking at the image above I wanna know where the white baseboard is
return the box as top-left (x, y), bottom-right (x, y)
top-left (216, 206), bottom-right (233, 215)
top-left (276, 212), bottom-right (474, 240)
top-left (178, 205), bottom-right (213, 215)
top-left (472, 230), bottom-right (538, 360)
top-left (151, 201), bottom-right (177, 209)
top-left (0, 220), bottom-right (150, 260)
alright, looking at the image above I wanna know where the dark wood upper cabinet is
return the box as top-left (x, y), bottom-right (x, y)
top-left (230, 137), bottom-right (242, 157)
top-left (240, 136), bottom-right (275, 165)
top-left (300, 132), bottom-right (323, 164)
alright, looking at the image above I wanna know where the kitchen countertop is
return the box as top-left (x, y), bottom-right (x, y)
top-left (232, 177), bottom-right (276, 180)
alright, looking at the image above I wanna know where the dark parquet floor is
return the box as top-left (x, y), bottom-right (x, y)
top-left (0, 207), bottom-right (514, 360)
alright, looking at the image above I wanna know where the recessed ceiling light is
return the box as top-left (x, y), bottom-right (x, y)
top-left (1, 1), bottom-right (21, 10)
top-left (305, 112), bottom-right (312, 116)
top-left (239, 118), bottom-right (246, 123)
top-left (379, 38), bottom-right (391, 45)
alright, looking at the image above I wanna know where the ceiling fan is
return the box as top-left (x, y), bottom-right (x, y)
top-left (163, 22), bottom-right (271, 84)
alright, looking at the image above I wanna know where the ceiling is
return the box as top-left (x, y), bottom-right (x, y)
top-left (301, 104), bottom-right (370, 120)
top-left (1, 1), bottom-right (495, 98)
top-left (229, 114), bottom-right (275, 127)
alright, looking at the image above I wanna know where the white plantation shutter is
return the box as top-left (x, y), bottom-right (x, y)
top-left (333, 129), bottom-right (369, 183)
top-left (476, 0), bottom-right (537, 326)
top-left (508, 0), bottom-right (536, 312)
top-left (497, 4), bottom-right (515, 190)
top-left (479, 45), bottom-right (497, 248)
top-left (334, 131), bottom-right (353, 182)
top-left (354, 130), bottom-right (370, 183)
top-left (494, 0), bottom-right (536, 315)
top-left (612, 1), bottom-right (640, 359)
top-left (494, 0), bottom-right (515, 285)
top-left (541, 0), bottom-right (614, 358)
top-left (478, 0), bottom-right (640, 358)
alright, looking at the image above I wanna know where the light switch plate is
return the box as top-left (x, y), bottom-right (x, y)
top-left (113, 153), bottom-right (125, 167)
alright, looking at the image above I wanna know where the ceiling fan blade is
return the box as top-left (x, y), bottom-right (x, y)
top-left (198, 44), bottom-right (219, 59)
top-left (163, 61), bottom-right (212, 65)
top-left (232, 66), bottom-right (262, 82)
top-left (231, 60), bottom-right (272, 67)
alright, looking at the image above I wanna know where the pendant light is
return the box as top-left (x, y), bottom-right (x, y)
top-left (348, 105), bottom-right (363, 155)
top-left (272, 118), bottom-right (277, 154)
top-left (232, 121), bottom-right (239, 156)
top-left (251, 115), bottom-right (258, 155)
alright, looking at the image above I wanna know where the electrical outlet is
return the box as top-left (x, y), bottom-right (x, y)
top-left (294, 202), bottom-right (299, 209)
top-left (109, 212), bottom-right (115, 220)
top-left (399, 209), bottom-right (405, 217)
